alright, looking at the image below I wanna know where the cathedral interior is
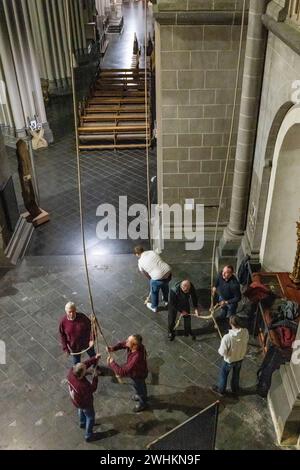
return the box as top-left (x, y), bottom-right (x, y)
top-left (0, 0), bottom-right (300, 451)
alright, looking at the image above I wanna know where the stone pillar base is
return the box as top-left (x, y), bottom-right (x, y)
top-left (4, 216), bottom-right (34, 265)
top-left (268, 362), bottom-right (300, 447)
top-left (216, 226), bottom-right (244, 272)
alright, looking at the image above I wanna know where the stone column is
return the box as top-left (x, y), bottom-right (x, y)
top-left (0, 0), bottom-right (53, 141)
top-left (218, 0), bottom-right (269, 262)
top-left (0, 25), bottom-right (25, 136)
top-left (0, 129), bottom-right (17, 261)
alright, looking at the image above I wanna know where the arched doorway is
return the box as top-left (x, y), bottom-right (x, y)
top-left (260, 105), bottom-right (300, 271)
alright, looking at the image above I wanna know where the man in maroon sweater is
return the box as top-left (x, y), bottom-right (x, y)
top-left (59, 302), bottom-right (95, 365)
top-left (67, 354), bottom-right (101, 442)
top-left (107, 334), bottom-right (148, 412)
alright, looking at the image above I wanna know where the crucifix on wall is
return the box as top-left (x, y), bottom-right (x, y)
top-left (289, 218), bottom-right (300, 286)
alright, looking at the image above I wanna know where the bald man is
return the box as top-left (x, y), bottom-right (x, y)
top-left (168, 280), bottom-right (199, 341)
top-left (107, 334), bottom-right (148, 412)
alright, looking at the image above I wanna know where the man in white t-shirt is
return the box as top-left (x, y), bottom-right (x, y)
top-left (212, 315), bottom-right (249, 397)
top-left (134, 245), bottom-right (172, 313)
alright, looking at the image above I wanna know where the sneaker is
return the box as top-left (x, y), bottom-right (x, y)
top-left (211, 385), bottom-right (225, 397)
top-left (168, 332), bottom-right (175, 341)
top-left (146, 302), bottom-right (157, 313)
top-left (133, 404), bottom-right (147, 413)
top-left (164, 301), bottom-right (168, 308)
top-left (131, 394), bottom-right (140, 401)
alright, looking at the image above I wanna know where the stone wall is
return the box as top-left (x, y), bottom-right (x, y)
top-left (155, 0), bottom-right (247, 229)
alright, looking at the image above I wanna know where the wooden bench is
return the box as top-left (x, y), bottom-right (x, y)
top-left (79, 143), bottom-right (150, 150)
top-left (85, 105), bottom-right (148, 113)
top-left (88, 97), bottom-right (146, 105)
top-left (80, 114), bottom-right (147, 123)
top-left (93, 90), bottom-right (145, 97)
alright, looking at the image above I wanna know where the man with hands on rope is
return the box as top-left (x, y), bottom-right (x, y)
top-left (212, 266), bottom-right (241, 320)
top-left (168, 280), bottom-right (199, 341)
top-left (67, 353), bottom-right (102, 442)
top-left (106, 334), bottom-right (148, 413)
top-left (59, 301), bottom-right (96, 365)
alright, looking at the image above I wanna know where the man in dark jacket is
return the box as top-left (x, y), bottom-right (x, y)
top-left (168, 280), bottom-right (199, 341)
top-left (59, 301), bottom-right (95, 364)
top-left (107, 335), bottom-right (148, 412)
top-left (212, 266), bottom-right (241, 319)
top-left (67, 354), bottom-right (101, 442)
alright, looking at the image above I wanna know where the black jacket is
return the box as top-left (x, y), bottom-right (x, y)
top-left (169, 281), bottom-right (198, 313)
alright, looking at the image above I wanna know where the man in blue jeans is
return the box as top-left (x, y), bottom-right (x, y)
top-left (67, 354), bottom-right (101, 442)
top-left (212, 316), bottom-right (249, 397)
top-left (107, 334), bottom-right (148, 412)
top-left (134, 246), bottom-right (172, 313)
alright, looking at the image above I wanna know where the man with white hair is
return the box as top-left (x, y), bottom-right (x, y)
top-left (59, 301), bottom-right (95, 365)
top-left (67, 353), bottom-right (101, 442)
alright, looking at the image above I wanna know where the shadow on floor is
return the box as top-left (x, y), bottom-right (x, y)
top-left (98, 385), bottom-right (229, 440)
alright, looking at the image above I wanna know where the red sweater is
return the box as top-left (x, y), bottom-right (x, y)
top-left (67, 357), bottom-right (98, 409)
top-left (110, 341), bottom-right (148, 379)
top-left (59, 312), bottom-right (91, 353)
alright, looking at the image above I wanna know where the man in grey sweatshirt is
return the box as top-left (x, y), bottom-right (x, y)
top-left (212, 315), bottom-right (249, 397)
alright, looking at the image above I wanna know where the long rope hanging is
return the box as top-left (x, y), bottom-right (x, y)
top-left (195, 0), bottom-right (247, 337)
top-left (210, 0), bottom-right (247, 293)
top-left (65, 0), bottom-right (112, 355)
top-left (144, 2), bottom-right (152, 247)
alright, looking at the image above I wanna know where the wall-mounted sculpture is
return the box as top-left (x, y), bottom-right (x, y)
top-left (16, 139), bottom-right (49, 226)
top-left (289, 220), bottom-right (300, 285)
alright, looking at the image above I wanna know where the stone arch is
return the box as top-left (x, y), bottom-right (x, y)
top-left (248, 101), bottom-right (294, 254)
top-left (260, 104), bottom-right (300, 270)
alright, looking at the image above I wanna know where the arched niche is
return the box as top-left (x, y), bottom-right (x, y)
top-left (260, 104), bottom-right (300, 271)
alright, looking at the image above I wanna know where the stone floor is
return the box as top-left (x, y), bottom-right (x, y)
top-left (0, 2), bottom-right (282, 451)
top-left (0, 252), bottom-right (279, 450)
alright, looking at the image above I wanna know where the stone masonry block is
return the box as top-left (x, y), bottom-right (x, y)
top-left (173, 26), bottom-right (204, 50)
top-left (163, 147), bottom-right (189, 160)
top-left (161, 51), bottom-right (191, 70)
top-left (178, 134), bottom-right (203, 147)
top-left (178, 70), bottom-right (204, 89)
